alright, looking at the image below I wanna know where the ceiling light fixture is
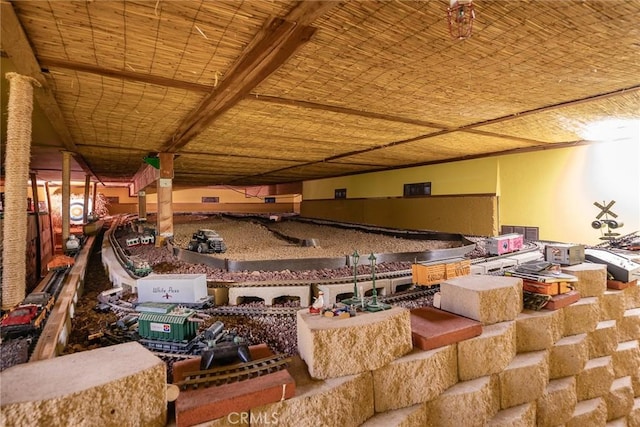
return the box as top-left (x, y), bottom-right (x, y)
top-left (448, 0), bottom-right (475, 40)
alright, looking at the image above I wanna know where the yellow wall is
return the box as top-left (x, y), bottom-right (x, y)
top-left (302, 140), bottom-right (640, 244)
top-left (303, 157), bottom-right (498, 199)
top-left (497, 139), bottom-right (640, 244)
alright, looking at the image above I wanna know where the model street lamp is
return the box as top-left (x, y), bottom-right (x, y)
top-left (342, 250), bottom-right (364, 308)
top-left (366, 252), bottom-right (391, 312)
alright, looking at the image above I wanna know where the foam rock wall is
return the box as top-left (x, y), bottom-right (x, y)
top-left (245, 263), bottom-right (639, 427)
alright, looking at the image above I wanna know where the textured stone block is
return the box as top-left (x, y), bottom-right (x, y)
top-left (604, 376), bottom-right (634, 421)
top-left (623, 281), bottom-right (640, 309)
top-left (536, 376), bottom-right (577, 427)
top-left (296, 307), bottom-right (412, 379)
top-left (612, 340), bottom-right (640, 379)
top-left (629, 398), bottom-right (640, 427)
top-left (487, 403), bottom-right (535, 427)
top-left (588, 319), bottom-right (618, 358)
top-left (561, 263), bottom-right (607, 297)
top-left (425, 376), bottom-right (499, 427)
top-left (567, 397), bottom-right (607, 427)
top-left (515, 308), bottom-right (563, 352)
top-left (360, 403), bottom-right (427, 427)
top-left (619, 308), bottom-right (640, 342)
top-left (440, 275), bottom-right (523, 325)
top-left (599, 290), bottom-right (626, 321)
top-left (549, 333), bottom-right (589, 379)
top-left (499, 350), bottom-right (549, 409)
top-left (251, 357), bottom-right (373, 427)
top-left (576, 356), bottom-right (615, 401)
top-left (372, 345), bottom-right (457, 412)
top-left (0, 342), bottom-right (166, 427)
top-left (563, 297), bottom-right (600, 336)
top-left (457, 321), bottom-right (516, 381)
top-left (634, 373), bottom-right (640, 398)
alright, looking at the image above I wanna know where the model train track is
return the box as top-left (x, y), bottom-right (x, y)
top-left (175, 353), bottom-right (292, 390)
top-left (206, 305), bottom-right (301, 317)
top-left (378, 286), bottom-right (440, 304)
top-left (227, 269), bottom-right (413, 288)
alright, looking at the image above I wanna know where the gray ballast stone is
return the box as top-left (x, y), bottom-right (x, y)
top-left (0, 342), bottom-right (166, 427)
top-left (440, 275), bottom-right (522, 325)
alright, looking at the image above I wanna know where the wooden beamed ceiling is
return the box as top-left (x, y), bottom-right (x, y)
top-left (0, 0), bottom-right (639, 187)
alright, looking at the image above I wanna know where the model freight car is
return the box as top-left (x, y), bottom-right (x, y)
top-left (486, 233), bottom-right (524, 255)
top-left (136, 273), bottom-right (210, 305)
top-left (137, 307), bottom-right (201, 353)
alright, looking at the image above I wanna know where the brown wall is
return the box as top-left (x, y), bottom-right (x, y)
top-left (300, 195), bottom-right (497, 236)
top-left (108, 202), bottom-right (300, 215)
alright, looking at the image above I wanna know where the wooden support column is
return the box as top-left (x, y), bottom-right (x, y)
top-left (30, 172), bottom-right (42, 279)
top-left (156, 153), bottom-right (174, 238)
top-left (61, 151), bottom-right (71, 245)
top-left (45, 181), bottom-right (55, 256)
top-left (138, 190), bottom-right (147, 221)
top-left (82, 174), bottom-right (90, 222)
top-left (92, 182), bottom-right (98, 216)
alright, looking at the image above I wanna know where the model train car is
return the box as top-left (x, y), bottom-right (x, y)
top-left (0, 292), bottom-right (54, 338)
top-left (126, 255), bottom-right (152, 277)
top-left (486, 233), bottom-right (524, 255)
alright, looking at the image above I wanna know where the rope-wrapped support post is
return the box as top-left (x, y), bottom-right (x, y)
top-left (2, 72), bottom-right (41, 310)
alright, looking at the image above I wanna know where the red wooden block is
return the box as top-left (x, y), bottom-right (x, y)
top-left (174, 344), bottom-right (295, 427)
top-left (410, 306), bottom-right (482, 351)
top-left (607, 279), bottom-right (636, 290)
top-left (543, 290), bottom-right (580, 311)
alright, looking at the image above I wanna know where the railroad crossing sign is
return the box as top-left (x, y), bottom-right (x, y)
top-left (594, 200), bottom-right (618, 219)
top-left (592, 200), bottom-right (623, 240)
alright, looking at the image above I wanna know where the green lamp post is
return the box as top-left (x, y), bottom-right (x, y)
top-left (342, 250), bottom-right (364, 308)
top-left (366, 252), bottom-right (391, 312)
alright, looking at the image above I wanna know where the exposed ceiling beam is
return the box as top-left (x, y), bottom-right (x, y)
top-left (39, 57), bottom-right (213, 93)
top-left (0, 1), bottom-right (100, 183)
top-left (161, 1), bottom-right (338, 153)
top-left (459, 84), bottom-right (640, 130)
top-left (249, 95), bottom-right (450, 130)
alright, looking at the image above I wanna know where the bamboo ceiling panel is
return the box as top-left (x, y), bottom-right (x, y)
top-left (3, 0), bottom-right (640, 186)
top-left (45, 69), bottom-right (202, 151)
top-left (186, 99), bottom-right (439, 159)
top-left (254, 161), bottom-right (383, 183)
top-left (255, 1), bottom-right (640, 128)
top-left (475, 91), bottom-right (640, 143)
top-left (78, 146), bottom-right (149, 179)
top-left (330, 132), bottom-right (536, 167)
top-left (12, 1), bottom-right (292, 86)
top-left (174, 152), bottom-right (298, 172)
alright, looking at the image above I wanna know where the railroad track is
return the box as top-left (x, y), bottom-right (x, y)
top-left (175, 353), bottom-right (292, 390)
top-left (206, 305), bottom-right (301, 317)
